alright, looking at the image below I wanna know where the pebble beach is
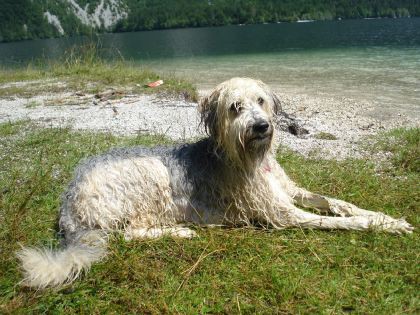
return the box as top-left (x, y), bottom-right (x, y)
top-left (0, 81), bottom-right (418, 160)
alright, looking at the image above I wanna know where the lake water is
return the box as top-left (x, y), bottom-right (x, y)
top-left (1, 18), bottom-right (419, 117)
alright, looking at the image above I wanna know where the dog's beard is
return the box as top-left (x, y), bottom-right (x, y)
top-left (244, 122), bottom-right (273, 152)
top-left (221, 119), bottom-right (274, 171)
top-left (231, 128), bottom-right (273, 169)
top-left (246, 132), bottom-right (272, 156)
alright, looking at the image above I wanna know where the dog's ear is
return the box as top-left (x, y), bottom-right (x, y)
top-left (264, 84), bottom-right (282, 115)
top-left (270, 91), bottom-right (282, 115)
top-left (198, 90), bottom-right (220, 137)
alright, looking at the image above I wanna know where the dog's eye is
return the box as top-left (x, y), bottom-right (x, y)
top-left (257, 97), bottom-right (265, 106)
top-left (230, 102), bottom-right (242, 113)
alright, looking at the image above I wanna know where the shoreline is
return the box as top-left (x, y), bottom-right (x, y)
top-left (1, 16), bottom-right (418, 45)
top-left (273, 91), bottom-right (419, 159)
top-left (0, 81), bottom-right (418, 160)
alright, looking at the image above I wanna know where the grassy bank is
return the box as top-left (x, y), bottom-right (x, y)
top-left (0, 44), bottom-right (197, 101)
top-left (0, 122), bottom-right (418, 314)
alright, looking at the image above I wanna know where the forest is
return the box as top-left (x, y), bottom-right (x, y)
top-left (1, 0), bottom-right (420, 42)
top-left (118, 0), bottom-right (419, 31)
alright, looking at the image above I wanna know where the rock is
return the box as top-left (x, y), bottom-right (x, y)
top-left (360, 123), bottom-right (374, 130)
top-left (275, 112), bottom-right (309, 137)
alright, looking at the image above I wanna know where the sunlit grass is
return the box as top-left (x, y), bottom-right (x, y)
top-left (371, 128), bottom-right (420, 173)
top-left (0, 43), bottom-right (197, 101)
top-left (0, 122), bottom-right (418, 313)
top-left (313, 131), bottom-right (338, 140)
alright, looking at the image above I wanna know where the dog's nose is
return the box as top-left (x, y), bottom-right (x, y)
top-left (253, 120), bottom-right (270, 134)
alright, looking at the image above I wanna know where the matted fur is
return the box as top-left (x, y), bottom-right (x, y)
top-left (17, 77), bottom-right (413, 288)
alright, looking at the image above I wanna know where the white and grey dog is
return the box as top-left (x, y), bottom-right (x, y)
top-left (18, 77), bottom-right (413, 288)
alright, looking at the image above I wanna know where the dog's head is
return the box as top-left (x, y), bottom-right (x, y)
top-left (199, 77), bottom-right (281, 167)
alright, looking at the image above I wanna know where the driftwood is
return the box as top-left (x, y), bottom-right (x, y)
top-left (94, 89), bottom-right (125, 102)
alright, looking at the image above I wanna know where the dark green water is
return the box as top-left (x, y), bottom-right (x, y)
top-left (1, 18), bottom-right (419, 117)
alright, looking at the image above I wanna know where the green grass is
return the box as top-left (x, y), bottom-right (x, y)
top-left (314, 132), bottom-right (338, 140)
top-left (0, 122), bottom-right (418, 314)
top-left (0, 120), bottom-right (28, 137)
top-left (0, 43), bottom-right (198, 101)
top-left (371, 128), bottom-right (420, 174)
top-left (24, 100), bottom-right (41, 109)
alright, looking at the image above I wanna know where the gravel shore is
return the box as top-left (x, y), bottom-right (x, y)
top-left (0, 82), bottom-right (418, 159)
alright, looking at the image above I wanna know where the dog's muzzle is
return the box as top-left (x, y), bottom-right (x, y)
top-left (249, 120), bottom-right (273, 142)
top-left (253, 120), bottom-right (270, 134)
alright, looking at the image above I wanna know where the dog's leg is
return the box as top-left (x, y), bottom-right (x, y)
top-left (290, 188), bottom-right (413, 233)
top-left (272, 161), bottom-right (390, 218)
top-left (267, 165), bottom-right (413, 234)
top-left (293, 187), bottom-right (399, 218)
top-left (281, 206), bottom-right (413, 234)
top-left (124, 226), bottom-right (197, 241)
top-left (290, 188), bottom-right (332, 214)
top-left (271, 161), bottom-right (387, 217)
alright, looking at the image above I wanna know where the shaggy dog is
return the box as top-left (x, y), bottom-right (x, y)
top-left (18, 78), bottom-right (413, 288)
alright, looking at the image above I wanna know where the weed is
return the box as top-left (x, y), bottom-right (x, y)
top-left (371, 128), bottom-right (419, 173)
top-left (314, 132), bottom-right (338, 140)
top-left (0, 44), bottom-right (198, 101)
top-left (0, 120), bottom-right (27, 136)
top-left (24, 100), bottom-right (41, 108)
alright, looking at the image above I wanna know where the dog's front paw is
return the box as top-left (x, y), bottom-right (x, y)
top-left (370, 215), bottom-right (414, 234)
top-left (387, 219), bottom-right (414, 234)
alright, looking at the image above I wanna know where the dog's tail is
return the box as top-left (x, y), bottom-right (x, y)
top-left (17, 230), bottom-right (107, 288)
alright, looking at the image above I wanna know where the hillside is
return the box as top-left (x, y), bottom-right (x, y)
top-left (1, 0), bottom-right (420, 42)
top-left (0, 0), bottom-right (127, 42)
